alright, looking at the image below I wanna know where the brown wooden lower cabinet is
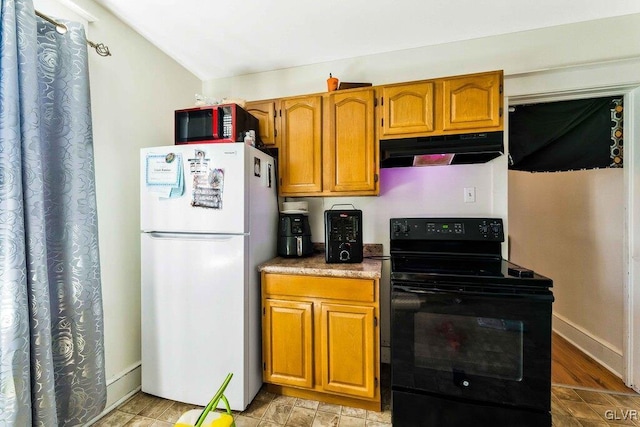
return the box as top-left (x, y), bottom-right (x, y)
top-left (263, 299), bottom-right (314, 388)
top-left (261, 272), bottom-right (381, 411)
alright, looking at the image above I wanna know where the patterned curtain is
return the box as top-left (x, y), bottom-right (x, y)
top-left (509, 96), bottom-right (624, 172)
top-left (0, 0), bottom-right (106, 425)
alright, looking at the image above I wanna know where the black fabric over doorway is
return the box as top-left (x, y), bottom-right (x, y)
top-left (509, 97), bottom-right (623, 172)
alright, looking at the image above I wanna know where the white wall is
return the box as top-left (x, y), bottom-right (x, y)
top-left (202, 13), bottom-right (640, 363)
top-left (203, 13), bottom-right (640, 101)
top-left (86, 5), bottom-right (201, 412)
top-left (35, 0), bottom-right (202, 414)
top-left (508, 169), bottom-right (625, 374)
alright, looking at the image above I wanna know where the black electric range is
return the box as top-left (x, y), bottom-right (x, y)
top-left (390, 217), bottom-right (554, 427)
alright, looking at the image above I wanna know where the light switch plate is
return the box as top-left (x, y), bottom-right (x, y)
top-left (464, 187), bottom-right (476, 203)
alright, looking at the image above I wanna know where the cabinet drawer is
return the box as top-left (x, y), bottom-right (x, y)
top-left (264, 274), bottom-right (375, 302)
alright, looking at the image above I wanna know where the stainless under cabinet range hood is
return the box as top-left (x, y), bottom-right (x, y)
top-left (380, 131), bottom-right (504, 168)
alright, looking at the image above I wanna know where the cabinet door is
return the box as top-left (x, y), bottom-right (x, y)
top-left (319, 303), bottom-right (376, 398)
top-left (379, 81), bottom-right (435, 137)
top-left (442, 71), bottom-right (502, 131)
top-left (326, 88), bottom-right (377, 194)
top-left (263, 299), bottom-right (314, 388)
top-left (246, 100), bottom-right (279, 146)
top-left (280, 96), bottom-right (323, 195)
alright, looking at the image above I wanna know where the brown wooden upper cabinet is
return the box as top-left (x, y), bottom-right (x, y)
top-left (246, 70), bottom-right (502, 197)
top-left (245, 99), bottom-right (279, 146)
top-left (377, 70), bottom-right (503, 139)
top-left (325, 88), bottom-right (377, 195)
top-left (378, 81), bottom-right (435, 138)
top-left (277, 88), bottom-right (378, 197)
top-left (279, 95), bottom-right (323, 195)
top-left (442, 70), bottom-right (503, 131)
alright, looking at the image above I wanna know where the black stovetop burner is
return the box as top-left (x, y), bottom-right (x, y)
top-left (389, 217), bottom-right (552, 288)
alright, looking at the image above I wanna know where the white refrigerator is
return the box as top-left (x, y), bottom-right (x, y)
top-left (140, 143), bottom-right (277, 410)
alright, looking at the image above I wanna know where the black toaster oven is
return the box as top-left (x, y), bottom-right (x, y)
top-left (324, 208), bottom-right (363, 263)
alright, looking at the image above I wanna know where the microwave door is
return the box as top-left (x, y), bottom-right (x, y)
top-left (176, 112), bottom-right (189, 143)
top-left (175, 108), bottom-right (215, 144)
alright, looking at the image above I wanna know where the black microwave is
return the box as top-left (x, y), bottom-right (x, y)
top-left (174, 104), bottom-right (258, 144)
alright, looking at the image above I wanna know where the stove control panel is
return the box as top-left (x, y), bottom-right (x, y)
top-left (390, 218), bottom-right (504, 241)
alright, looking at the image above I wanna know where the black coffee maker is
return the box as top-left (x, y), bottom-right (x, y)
top-left (277, 213), bottom-right (313, 257)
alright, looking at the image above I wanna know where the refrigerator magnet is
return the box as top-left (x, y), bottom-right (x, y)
top-left (189, 149), bottom-right (209, 175)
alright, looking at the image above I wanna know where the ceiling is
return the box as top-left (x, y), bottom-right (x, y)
top-left (93, 0), bottom-right (640, 81)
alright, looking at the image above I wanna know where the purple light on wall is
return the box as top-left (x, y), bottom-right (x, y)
top-left (379, 160), bottom-right (459, 197)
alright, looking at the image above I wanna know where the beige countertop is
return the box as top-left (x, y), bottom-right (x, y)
top-left (258, 244), bottom-right (384, 279)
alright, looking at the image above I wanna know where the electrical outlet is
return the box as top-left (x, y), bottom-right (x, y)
top-left (464, 187), bottom-right (476, 203)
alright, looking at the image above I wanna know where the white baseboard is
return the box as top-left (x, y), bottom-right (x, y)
top-left (553, 313), bottom-right (624, 379)
top-left (86, 362), bottom-right (141, 425)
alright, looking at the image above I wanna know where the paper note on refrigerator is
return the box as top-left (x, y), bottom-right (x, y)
top-left (145, 153), bottom-right (184, 198)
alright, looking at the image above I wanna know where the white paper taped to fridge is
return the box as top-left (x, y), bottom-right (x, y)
top-left (145, 153), bottom-right (184, 198)
top-left (192, 168), bottom-right (224, 209)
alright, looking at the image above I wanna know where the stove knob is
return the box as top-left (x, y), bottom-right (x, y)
top-left (479, 225), bottom-right (488, 234)
top-left (393, 223), bottom-right (402, 233)
top-left (491, 224), bottom-right (501, 234)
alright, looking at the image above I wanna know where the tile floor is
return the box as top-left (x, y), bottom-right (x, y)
top-left (551, 386), bottom-right (640, 427)
top-left (91, 382), bottom-right (640, 426)
top-left (92, 386), bottom-right (391, 427)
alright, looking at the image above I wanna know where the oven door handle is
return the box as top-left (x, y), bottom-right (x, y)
top-left (393, 285), bottom-right (554, 301)
top-left (395, 285), bottom-right (479, 296)
top-left (394, 286), bottom-right (432, 295)
top-left (394, 287), bottom-right (480, 309)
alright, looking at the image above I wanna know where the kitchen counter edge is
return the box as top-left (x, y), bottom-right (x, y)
top-left (258, 244), bottom-right (383, 280)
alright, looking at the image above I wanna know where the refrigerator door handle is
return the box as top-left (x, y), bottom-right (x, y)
top-left (145, 232), bottom-right (243, 241)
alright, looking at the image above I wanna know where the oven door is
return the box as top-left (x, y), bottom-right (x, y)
top-left (391, 282), bottom-right (553, 412)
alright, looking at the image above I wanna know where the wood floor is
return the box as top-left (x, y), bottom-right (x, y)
top-left (552, 331), bottom-right (635, 393)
